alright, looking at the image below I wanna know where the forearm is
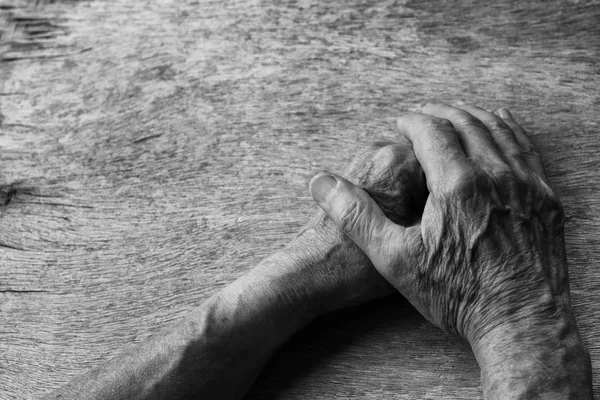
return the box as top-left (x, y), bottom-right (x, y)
top-left (472, 312), bottom-right (593, 400)
top-left (48, 210), bottom-right (390, 400)
top-left (48, 252), bottom-right (321, 400)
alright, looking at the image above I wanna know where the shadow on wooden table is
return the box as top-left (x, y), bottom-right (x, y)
top-left (246, 295), bottom-right (479, 399)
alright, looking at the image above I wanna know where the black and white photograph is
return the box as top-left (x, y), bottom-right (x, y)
top-left (0, 0), bottom-right (598, 398)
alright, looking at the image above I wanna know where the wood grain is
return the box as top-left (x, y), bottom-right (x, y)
top-left (1, 0), bottom-right (599, 398)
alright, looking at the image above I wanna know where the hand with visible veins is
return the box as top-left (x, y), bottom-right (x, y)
top-left (310, 104), bottom-right (593, 399)
top-left (290, 138), bottom-right (427, 313)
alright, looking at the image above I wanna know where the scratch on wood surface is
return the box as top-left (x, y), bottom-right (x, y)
top-left (0, 241), bottom-right (26, 251)
top-left (0, 122), bottom-right (38, 128)
top-left (0, 183), bottom-right (93, 209)
top-left (132, 133), bottom-right (163, 144)
top-left (0, 185), bottom-right (18, 206)
top-left (0, 0), bottom-right (83, 60)
top-left (17, 201), bottom-right (94, 208)
top-left (1, 46), bottom-right (91, 61)
top-left (0, 182), bottom-right (43, 206)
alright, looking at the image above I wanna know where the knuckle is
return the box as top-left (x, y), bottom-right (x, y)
top-left (441, 166), bottom-right (488, 197)
top-left (374, 144), bottom-right (396, 161)
top-left (415, 115), bottom-right (454, 132)
top-left (338, 200), bottom-right (366, 235)
top-left (488, 119), bottom-right (512, 135)
top-left (453, 112), bottom-right (488, 131)
top-left (433, 116), bottom-right (455, 129)
top-left (373, 144), bottom-right (408, 170)
top-left (508, 157), bottom-right (530, 175)
top-left (492, 166), bottom-right (516, 184)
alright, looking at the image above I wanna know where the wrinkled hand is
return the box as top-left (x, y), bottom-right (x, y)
top-left (287, 139), bottom-right (427, 313)
top-left (310, 104), bottom-right (592, 398)
top-left (310, 104), bottom-right (568, 341)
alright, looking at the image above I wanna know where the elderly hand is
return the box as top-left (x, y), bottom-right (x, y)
top-left (310, 104), bottom-right (592, 399)
top-left (277, 138), bottom-right (427, 314)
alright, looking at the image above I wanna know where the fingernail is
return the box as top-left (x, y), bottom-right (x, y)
top-left (310, 174), bottom-right (337, 203)
top-left (499, 108), bottom-right (513, 119)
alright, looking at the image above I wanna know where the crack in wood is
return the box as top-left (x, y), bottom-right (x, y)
top-left (1, 46), bottom-right (91, 61)
top-left (0, 241), bottom-right (26, 251)
top-left (0, 185), bottom-right (18, 206)
top-left (0, 0), bottom-right (81, 59)
top-left (18, 201), bottom-right (93, 208)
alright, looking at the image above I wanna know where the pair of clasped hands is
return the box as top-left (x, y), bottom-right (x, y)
top-left (298, 103), bottom-right (592, 398)
top-left (50, 103), bottom-right (593, 400)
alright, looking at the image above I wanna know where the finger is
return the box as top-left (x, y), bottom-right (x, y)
top-left (454, 104), bottom-right (528, 173)
top-left (422, 103), bottom-right (508, 169)
top-left (495, 108), bottom-right (548, 181)
top-left (309, 172), bottom-right (420, 272)
top-left (396, 112), bottom-right (468, 193)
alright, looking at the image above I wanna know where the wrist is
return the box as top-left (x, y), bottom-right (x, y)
top-left (471, 311), bottom-right (593, 399)
top-left (254, 211), bottom-right (393, 316)
top-left (296, 211), bottom-right (395, 312)
top-left (239, 250), bottom-right (325, 325)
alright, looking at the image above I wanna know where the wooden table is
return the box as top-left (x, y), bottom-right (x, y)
top-left (1, 0), bottom-right (599, 398)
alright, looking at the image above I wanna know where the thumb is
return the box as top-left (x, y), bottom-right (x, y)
top-left (309, 172), bottom-right (411, 269)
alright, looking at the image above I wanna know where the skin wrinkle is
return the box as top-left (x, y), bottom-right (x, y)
top-left (356, 106), bottom-right (594, 399)
top-left (416, 174), bottom-right (516, 338)
top-left (462, 192), bottom-right (556, 342)
top-left (338, 199), bottom-right (363, 236)
top-left (306, 140), bottom-right (431, 309)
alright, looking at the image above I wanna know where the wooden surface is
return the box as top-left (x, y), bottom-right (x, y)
top-left (1, 0), bottom-right (599, 398)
